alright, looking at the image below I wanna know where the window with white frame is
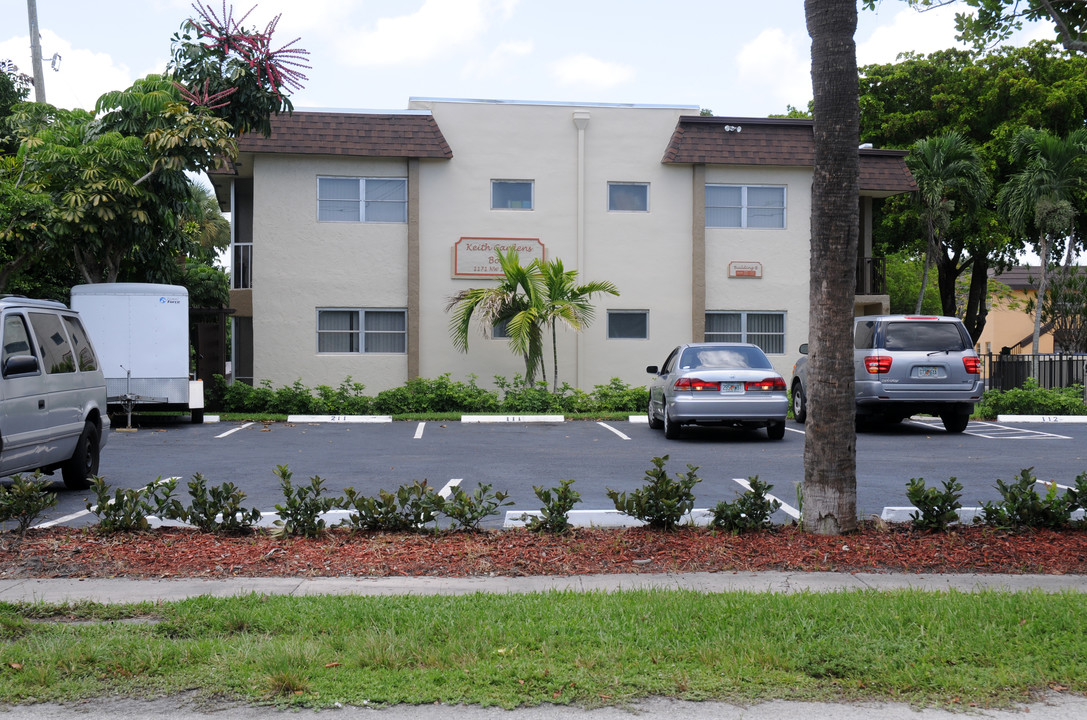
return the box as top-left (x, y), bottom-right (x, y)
top-left (705, 312), bottom-right (785, 354)
top-left (607, 310), bottom-right (648, 339)
top-left (317, 177), bottom-right (407, 223)
top-left (491, 180), bottom-right (533, 210)
top-left (608, 182), bottom-right (649, 212)
top-left (317, 309), bottom-right (407, 353)
top-left (705, 185), bottom-right (785, 228)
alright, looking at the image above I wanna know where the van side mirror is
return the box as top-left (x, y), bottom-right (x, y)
top-left (798, 343), bottom-right (809, 355)
top-left (2, 354), bottom-right (39, 377)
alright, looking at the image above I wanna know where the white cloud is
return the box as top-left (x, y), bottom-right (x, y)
top-left (463, 40), bottom-right (533, 79)
top-left (0, 30), bottom-right (136, 112)
top-left (551, 54), bottom-right (635, 88)
top-left (338, 0), bottom-right (494, 67)
top-left (857, 4), bottom-right (965, 66)
top-left (735, 28), bottom-right (811, 113)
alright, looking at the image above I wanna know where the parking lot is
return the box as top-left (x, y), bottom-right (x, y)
top-left (19, 414), bottom-right (1087, 530)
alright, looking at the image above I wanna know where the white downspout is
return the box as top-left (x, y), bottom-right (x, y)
top-left (573, 111), bottom-right (590, 390)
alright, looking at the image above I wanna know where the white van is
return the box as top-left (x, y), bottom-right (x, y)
top-left (0, 296), bottom-right (109, 489)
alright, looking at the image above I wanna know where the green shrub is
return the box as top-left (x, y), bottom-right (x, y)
top-left (974, 377), bottom-right (1086, 418)
top-left (185, 473), bottom-right (262, 533)
top-left (341, 481), bottom-right (444, 532)
top-left (87, 477), bottom-right (183, 533)
top-left (494, 374), bottom-right (566, 413)
top-left (523, 478), bottom-right (581, 533)
top-left (588, 377), bottom-right (649, 412)
top-left (372, 374), bottom-right (499, 414)
top-left (606, 455), bottom-right (701, 530)
top-left (0, 473), bottom-right (58, 536)
top-left (1066, 472), bottom-right (1087, 516)
top-left (905, 477), bottom-right (963, 532)
top-left (710, 477), bottom-right (781, 533)
top-left (271, 465), bottom-right (342, 538)
top-left (443, 483), bottom-right (513, 531)
top-left (980, 467), bottom-right (1076, 530)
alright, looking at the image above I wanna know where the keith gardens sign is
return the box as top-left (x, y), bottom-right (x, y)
top-left (453, 237), bottom-right (545, 278)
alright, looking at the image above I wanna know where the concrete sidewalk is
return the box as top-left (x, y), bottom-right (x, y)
top-left (1, 571), bottom-right (1085, 603)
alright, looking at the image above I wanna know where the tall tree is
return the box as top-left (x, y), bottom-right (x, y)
top-left (905, 132), bottom-right (990, 312)
top-left (906, 0), bottom-right (1087, 53)
top-left (803, 0), bottom-right (860, 535)
top-left (999, 128), bottom-right (1087, 353)
top-left (536, 258), bottom-right (618, 392)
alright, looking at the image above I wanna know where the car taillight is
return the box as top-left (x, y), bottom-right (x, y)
top-left (865, 355), bottom-right (893, 374)
top-left (674, 378), bottom-right (720, 391)
top-left (745, 377), bottom-right (787, 392)
top-left (963, 356), bottom-right (981, 374)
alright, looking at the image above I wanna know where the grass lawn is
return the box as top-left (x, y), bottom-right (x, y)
top-left (1, 589), bottom-right (1084, 709)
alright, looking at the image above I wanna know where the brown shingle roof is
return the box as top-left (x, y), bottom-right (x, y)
top-left (662, 116), bottom-right (916, 195)
top-left (233, 111), bottom-right (452, 159)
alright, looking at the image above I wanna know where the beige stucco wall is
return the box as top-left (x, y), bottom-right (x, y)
top-left (410, 99), bottom-right (698, 391)
top-left (250, 154), bottom-right (411, 391)
top-left (975, 288), bottom-right (1055, 356)
top-left (703, 165), bottom-right (812, 377)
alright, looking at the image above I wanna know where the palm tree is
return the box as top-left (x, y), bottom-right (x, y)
top-left (803, 0), bottom-right (860, 535)
top-left (906, 132), bottom-right (990, 314)
top-left (446, 250), bottom-right (547, 384)
top-left (999, 128), bottom-right (1087, 354)
top-left (537, 257), bottom-right (618, 392)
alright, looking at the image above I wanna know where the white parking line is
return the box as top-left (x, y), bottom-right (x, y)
top-left (597, 421), bottom-right (631, 440)
top-left (438, 478), bottom-right (462, 499)
top-left (33, 476), bottom-right (181, 529)
top-left (732, 477), bottom-right (801, 520)
top-left (908, 418), bottom-right (1072, 440)
top-left (414, 422), bottom-right (426, 439)
top-left (216, 422), bottom-right (255, 438)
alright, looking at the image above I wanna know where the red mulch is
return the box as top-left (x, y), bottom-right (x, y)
top-left (2, 524), bottom-right (1086, 579)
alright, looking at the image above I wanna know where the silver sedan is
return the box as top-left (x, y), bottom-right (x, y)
top-left (646, 343), bottom-right (789, 440)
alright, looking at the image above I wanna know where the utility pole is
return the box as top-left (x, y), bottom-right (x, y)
top-left (27, 0), bottom-right (47, 103)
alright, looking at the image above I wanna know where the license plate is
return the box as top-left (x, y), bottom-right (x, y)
top-left (917, 366), bottom-right (939, 378)
top-left (720, 382), bottom-right (743, 393)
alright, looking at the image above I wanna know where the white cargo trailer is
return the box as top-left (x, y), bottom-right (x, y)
top-left (70, 283), bottom-right (204, 424)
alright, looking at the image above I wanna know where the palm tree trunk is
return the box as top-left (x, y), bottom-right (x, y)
top-left (916, 223), bottom-right (935, 314)
top-left (551, 321), bottom-right (559, 393)
top-left (1032, 230), bottom-right (1048, 359)
top-left (803, 0), bottom-right (859, 536)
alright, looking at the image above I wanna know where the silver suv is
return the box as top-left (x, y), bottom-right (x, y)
top-left (790, 315), bottom-right (983, 433)
top-left (1, 296), bottom-right (109, 489)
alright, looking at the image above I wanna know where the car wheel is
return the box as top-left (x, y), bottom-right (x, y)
top-left (647, 397), bottom-right (663, 429)
top-left (766, 421), bottom-right (786, 440)
top-left (791, 382), bottom-right (807, 423)
top-left (941, 411), bottom-right (970, 434)
top-left (62, 421), bottom-right (99, 490)
top-left (663, 407), bottom-right (680, 439)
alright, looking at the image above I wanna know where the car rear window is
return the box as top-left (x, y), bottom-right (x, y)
top-left (882, 322), bottom-right (967, 352)
top-left (681, 346), bottom-right (772, 370)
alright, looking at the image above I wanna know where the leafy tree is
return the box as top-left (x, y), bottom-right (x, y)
top-left (536, 257), bottom-right (618, 391)
top-left (903, 0), bottom-right (1087, 53)
top-left (1037, 265), bottom-right (1087, 352)
top-left (803, 0), bottom-right (861, 535)
top-left (905, 132), bottom-right (991, 312)
top-left (886, 251), bottom-right (944, 313)
top-left (999, 128), bottom-right (1087, 353)
top-left (859, 41), bottom-right (1087, 341)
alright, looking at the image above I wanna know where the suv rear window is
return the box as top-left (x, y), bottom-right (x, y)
top-left (882, 322), bottom-right (967, 352)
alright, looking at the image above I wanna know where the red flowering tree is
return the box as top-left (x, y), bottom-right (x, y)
top-left (169, 2), bottom-right (311, 137)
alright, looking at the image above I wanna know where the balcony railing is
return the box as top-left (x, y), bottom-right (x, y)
top-left (232, 243), bottom-right (252, 290)
top-left (856, 256), bottom-right (886, 296)
top-left (985, 352), bottom-right (1087, 391)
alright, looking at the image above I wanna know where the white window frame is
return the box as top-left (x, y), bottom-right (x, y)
top-left (705, 184), bottom-right (786, 228)
top-left (317, 177), bottom-right (408, 223)
top-left (705, 311), bottom-right (786, 355)
top-left (607, 310), bottom-right (649, 339)
top-left (607, 182), bottom-right (649, 212)
top-left (491, 180), bottom-right (534, 210)
top-left (316, 308), bottom-right (407, 354)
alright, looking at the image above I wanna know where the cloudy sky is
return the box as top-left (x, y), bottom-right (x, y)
top-left (2, 0), bottom-right (1052, 117)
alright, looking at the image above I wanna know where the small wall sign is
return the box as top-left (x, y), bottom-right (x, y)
top-left (453, 237), bottom-right (545, 277)
top-left (728, 261), bottom-right (763, 279)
